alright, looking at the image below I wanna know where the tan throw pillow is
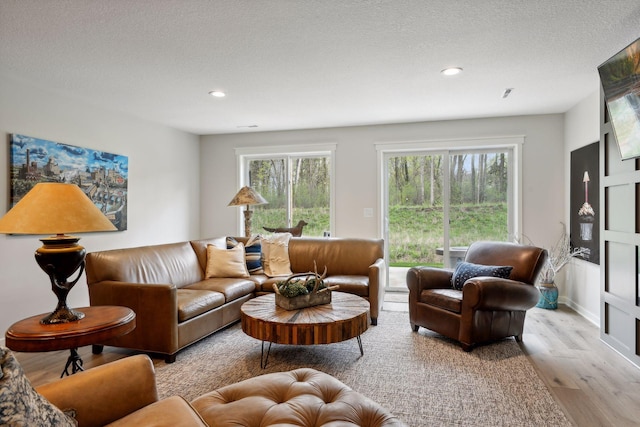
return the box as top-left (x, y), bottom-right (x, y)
top-left (262, 233), bottom-right (293, 277)
top-left (205, 243), bottom-right (250, 278)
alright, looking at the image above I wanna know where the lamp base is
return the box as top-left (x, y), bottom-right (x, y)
top-left (35, 234), bottom-right (87, 325)
top-left (41, 307), bottom-right (85, 325)
top-left (243, 207), bottom-right (253, 237)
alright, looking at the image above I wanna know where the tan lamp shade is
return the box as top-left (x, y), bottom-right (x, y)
top-left (0, 183), bottom-right (116, 235)
top-left (0, 183), bottom-right (116, 324)
top-left (228, 186), bottom-right (267, 237)
top-left (227, 186), bottom-right (268, 207)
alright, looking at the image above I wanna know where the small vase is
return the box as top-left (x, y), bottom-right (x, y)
top-left (536, 283), bottom-right (558, 309)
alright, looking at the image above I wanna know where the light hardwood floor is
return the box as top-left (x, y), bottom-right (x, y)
top-left (522, 305), bottom-right (640, 427)
top-left (11, 300), bottom-right (640, 427)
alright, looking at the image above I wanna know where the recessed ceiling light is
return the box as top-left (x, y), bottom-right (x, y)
top-left (441, 67), bottom-right (463, 76)
top-left (208, 90), bottom-right (226, 98)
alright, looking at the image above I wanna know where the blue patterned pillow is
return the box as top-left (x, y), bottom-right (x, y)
top-left (0, 347), bottom-right (77, 426)
top-left (451, 261), bottom-right (513, 290)
top-left (227, 235), bottom-right (263, 274)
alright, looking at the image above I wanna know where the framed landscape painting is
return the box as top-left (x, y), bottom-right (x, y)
top-left (9, 134), bottom-right (128, 231)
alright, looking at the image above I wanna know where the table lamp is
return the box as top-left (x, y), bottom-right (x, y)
top-left (228, 186), bottom-right (268, 237)
top-left (0, 183), bottom-right (117, 324)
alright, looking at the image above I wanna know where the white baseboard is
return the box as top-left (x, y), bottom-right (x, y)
top-left (558, 296), bottom-right (599, 326)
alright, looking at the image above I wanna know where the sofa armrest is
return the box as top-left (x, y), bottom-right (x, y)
top-left (406, 266), bottom-right (454, 297)
top-left (88, 281), bottom-right (179, 353)
top-left (368, 258), bottom-right (385, 324)
top-left (88, 280), bottom-right (177, 310)
top-left (37, 355), bottom-right (158, 427)
top-left (462, 277), bottom-right (540, 311)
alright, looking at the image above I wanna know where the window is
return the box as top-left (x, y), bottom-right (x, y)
top-left (236, 145), bottom-right (335, 237)
top-left (377, 136), bottom-right (522, 290)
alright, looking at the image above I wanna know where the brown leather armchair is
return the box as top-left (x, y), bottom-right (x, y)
top-left (406, 241), bottom-right (547, 351)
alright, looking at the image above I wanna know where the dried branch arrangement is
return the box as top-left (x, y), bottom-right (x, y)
top-left (539, 223), bottom-right (587, 284)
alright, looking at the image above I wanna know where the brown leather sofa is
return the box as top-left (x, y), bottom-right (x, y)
top-left (85, 236), bottom-right (385, 362)
top-left (235, 236), bottom-right (385, 324)
top-left (37, 354), bottom-right (406, 427)
top-left (406, 241), bottom-right (547, 351)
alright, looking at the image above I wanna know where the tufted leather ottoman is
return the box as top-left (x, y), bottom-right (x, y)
top-left (191, 368), bottom-right (407, 427)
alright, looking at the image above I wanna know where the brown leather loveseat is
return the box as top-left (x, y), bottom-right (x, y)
top-left (85, 236), bottom-right (385, 362)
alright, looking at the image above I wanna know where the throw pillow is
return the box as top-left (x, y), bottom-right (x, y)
top-left (451, 261), bottom-right (513, 290)
top-left (205, 243), bottom-right (250, 278)
top-left (262, 232), bottom-right (293, 277)
top-left (227, 235), bottom-right (264, 274)
top-left (0, 347), bottom-right (78, 427)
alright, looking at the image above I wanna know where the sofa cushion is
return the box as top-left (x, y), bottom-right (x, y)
top-left (421, 289), bottom-right (463, 313)
top-left (105, 396), bottom-right (207, 427)
top-left (205, 244), bottom-right (250, 278)
top-left (0, 347), bottom-right (77, 427)
top-left (177, 289), bottom-right (226, 322)
top-left (85, 242), bottom-right (204, 287)
top-left (324, 275), bottom-right (369, 297)
top-left (451, 261), bottom-right (513, 290)
top-left (227, 235), bottom-right (264, 274)
top-left (189, 237), bottom-right (227, 273)
top-left (186, 278), bottom-right (256, 303)
top-left (262, 233), bottom-right (293, 277)
top-left (244, 274), bottom-right (277, 293)
top-left (288, 237), bottom-right (384, 276)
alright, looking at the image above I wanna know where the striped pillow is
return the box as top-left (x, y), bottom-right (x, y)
top-left (227, 235), bottom-right (263, 274)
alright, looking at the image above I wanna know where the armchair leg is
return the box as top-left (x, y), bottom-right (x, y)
top-left (165, 354), bottom-right (176, 363)
top-left (514, 334), bottom-right (522, 342)
top-left (461, 343), bottom-right (473, 352)
top-left (411, 323), bottom-right (419, 332)
top-left (371, 317), bottom-right (378, 326)
top-left (92, 345), bottom-right (104, 355)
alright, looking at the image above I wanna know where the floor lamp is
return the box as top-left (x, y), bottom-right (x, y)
top-left (228, 186), bottom-right (268, 237)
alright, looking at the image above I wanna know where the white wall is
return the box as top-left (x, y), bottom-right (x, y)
top-left (562, 89), bottom-right (601, 325)
top-left (0, 71), bottom-right (599, 344)
top-left (0, 75), bottom-right (200, 339)
top-left (201, 114), bottom-right (566, 255)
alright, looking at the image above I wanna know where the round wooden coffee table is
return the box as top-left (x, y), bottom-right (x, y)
top-left (241, 292), bottom-right (369, 368)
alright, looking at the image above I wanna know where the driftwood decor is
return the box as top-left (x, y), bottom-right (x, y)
top-left (273, 263), bottom-right (338, 310)
top-left (263, 220), bottom-right (308, 237)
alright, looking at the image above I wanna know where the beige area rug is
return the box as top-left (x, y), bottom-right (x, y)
top-left (154, 310), bottom-right (571, 427)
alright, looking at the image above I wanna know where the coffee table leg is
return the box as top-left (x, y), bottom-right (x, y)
top-left (357, 335), bottom-right (364, 356)
top-left (261, 341), bottom-right (272, 369)
top-left (61, 348), bottom-right (84, 377)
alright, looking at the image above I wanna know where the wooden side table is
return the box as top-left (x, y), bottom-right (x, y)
top-left (5, 306), bottom-right (135, 377)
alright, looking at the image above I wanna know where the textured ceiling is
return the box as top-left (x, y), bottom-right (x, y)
top-left (1, 1), bottom-right (639, 135)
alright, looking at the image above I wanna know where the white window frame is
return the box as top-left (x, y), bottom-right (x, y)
top-left (376, 136), bottom-right (524, 287)
top-left (234, 143), bottom-right (337, 236)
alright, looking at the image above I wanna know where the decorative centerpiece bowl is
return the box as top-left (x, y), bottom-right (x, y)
top-left (273, 264), bottom-right (338, 310)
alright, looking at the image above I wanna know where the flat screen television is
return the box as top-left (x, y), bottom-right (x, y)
top-left (597, 37), bottom-right (640, 160)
